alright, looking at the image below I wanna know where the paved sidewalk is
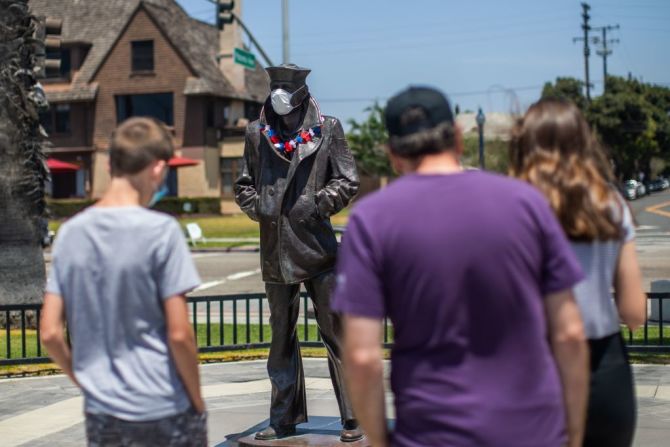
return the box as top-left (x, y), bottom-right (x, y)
top-left (1, 359), bottom-right (669, 446)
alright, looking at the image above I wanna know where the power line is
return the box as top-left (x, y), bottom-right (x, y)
top-left (250, 13), bottom-right (577, 42)
top-left (284, 17), bottom-right (575, 51)
top-left (292, 26), bottom-right (574, 58)
top-left (318, 83), bottom-right (589, 104)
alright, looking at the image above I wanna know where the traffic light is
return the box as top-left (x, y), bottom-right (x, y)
top-left (34, 16), bottom-right (63, 78)
top-left (217, 1), bottom-right (235, 31)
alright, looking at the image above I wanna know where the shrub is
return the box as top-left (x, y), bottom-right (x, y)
top-left (48, 197), bottom-right (221, 219)
top-left (153, 197), bottom-right (221, 216)
top-left (47, 199), bottom-right (96, 219)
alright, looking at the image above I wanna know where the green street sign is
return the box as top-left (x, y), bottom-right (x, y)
top-left (234, 47), bottom-right (256, 70)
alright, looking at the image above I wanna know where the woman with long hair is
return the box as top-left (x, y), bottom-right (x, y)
top-left (509, 98), bottom-right (647, 447)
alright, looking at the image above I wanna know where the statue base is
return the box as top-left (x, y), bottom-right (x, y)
top-left (229, 417), bottom-right (371, 447)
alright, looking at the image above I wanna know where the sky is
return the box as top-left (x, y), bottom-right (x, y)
top-left (176, 0), bottom-right (670, 126)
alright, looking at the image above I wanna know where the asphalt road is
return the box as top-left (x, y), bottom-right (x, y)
top-left (625, 189), bottom-right (670, 291)
top-left (189, 252), bottom-right (264, 296)
top-left (190, 188), bottom-right (670, 298)
top-left (44, 189), bottom-right (670, 298)
top-left (628, 188), bottom-right (670, 231)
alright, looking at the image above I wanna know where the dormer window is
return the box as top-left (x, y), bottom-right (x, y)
top-left (131, 40), bottom-right (154, 72)
top-left (45, 47), bottom-right (71, 80)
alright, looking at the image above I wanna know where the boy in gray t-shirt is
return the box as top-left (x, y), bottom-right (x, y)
top-left (41, 118), bottom-right (206, 446)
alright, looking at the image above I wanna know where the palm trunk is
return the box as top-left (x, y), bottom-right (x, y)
top-left (0, 0), bottom-right (48, 305)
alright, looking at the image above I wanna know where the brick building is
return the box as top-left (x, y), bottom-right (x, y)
top-left (30, 0), bottom-right (268, 211)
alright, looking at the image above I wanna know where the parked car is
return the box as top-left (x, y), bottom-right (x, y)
top-left (636, 181), bottom-right (647, 197)
top-left (622, 180), bottom-right (638, 200)
top-left (648, 178), bottom-right (666, 193)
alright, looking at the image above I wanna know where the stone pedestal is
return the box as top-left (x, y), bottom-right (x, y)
top-left (227, 417), bottom-right (370, 447)
top-left (238, 433), bottom-right (369, 447)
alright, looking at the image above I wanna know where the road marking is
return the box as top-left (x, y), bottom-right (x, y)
top-left (646, 201), bottom-right (670, 219)
top-left (227, 268), bottom-right (261, 281)
top-left (193, 269), bottom-right (261, 292)
top-left (191, 253), bottom-right (223, 259)
top-left (194, 279), bottom-right (227, 292)
top-left (637, 225), bottom-right (660, 231)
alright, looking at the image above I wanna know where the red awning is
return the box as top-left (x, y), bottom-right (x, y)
top-left (47, 158), bottom-right (80, 173)
top-left (168, 156), bottom-right (200, 168)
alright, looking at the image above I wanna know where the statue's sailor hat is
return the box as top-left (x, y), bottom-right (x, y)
top-left (266, 64), bottom-right (311, 88)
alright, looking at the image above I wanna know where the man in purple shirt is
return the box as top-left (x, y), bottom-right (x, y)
top-left (331, 86), bottom-right (589, 447)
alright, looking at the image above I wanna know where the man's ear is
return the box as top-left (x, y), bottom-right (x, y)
top-left (453, 125), bottom-right (465, 158)
top-left (153, 159), bottom-right (167, 178)
top-left (385, 146), bottom-right (402, 176)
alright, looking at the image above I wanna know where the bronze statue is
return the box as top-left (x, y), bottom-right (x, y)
top-left (235, 64), bottom-right (362, 442)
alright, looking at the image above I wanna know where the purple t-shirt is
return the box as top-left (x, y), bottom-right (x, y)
top-left (332, 171), bottom-right (583, 447)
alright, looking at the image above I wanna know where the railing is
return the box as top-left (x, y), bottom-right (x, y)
top-left (1, 292), bottom-right (669, 366)
top-left (624, 292), bottom-right (670, 352)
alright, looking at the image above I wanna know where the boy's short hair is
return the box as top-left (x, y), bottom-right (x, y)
top-left (109, 117), bottom-right (174, 176)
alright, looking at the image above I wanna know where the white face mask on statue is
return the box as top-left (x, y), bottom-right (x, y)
top-left (271, 89), bottom-right (296, 116)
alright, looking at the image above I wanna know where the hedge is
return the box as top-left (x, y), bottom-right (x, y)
top-left (48, 197), bottom-right (221, 219)
top-left (153, 197), bottom-right (221, 215)
top-left (47, 199), bottom-right (96, 219)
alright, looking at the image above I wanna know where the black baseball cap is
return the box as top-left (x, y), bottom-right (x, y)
top-left (385, 86), bottom-right (454, 137)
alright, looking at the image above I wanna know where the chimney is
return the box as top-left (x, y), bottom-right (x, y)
top-left (219, 0), bottom-right (245, 93)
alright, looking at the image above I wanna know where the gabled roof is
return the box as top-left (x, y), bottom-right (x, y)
top-left (29, 0), bottom-right (268, 102)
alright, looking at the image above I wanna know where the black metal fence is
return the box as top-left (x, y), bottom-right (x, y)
top-left (1, 292), bottom-right (669, 366)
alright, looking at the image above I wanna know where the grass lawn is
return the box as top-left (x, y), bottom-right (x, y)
top-left (2, 323), bottom-right (668, 361)
top-left (0, 323), bottom-right (346, 362)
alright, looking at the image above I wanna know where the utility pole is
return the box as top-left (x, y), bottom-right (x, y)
top-left (282, 0), bottom-right (289, 64)
top-left (592, 24), bottom-right (619, 91)
top-left (573, 2), bottom-right (592, 101)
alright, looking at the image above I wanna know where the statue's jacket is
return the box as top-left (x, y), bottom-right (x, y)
top-left (235, 97), bottom-right (360, 284)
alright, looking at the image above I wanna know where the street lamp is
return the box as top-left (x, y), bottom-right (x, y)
top-left (476, 107), bottom-right (486, 170)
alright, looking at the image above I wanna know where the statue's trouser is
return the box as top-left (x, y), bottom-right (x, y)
top-left (265, 270), bottom-right (355, 428)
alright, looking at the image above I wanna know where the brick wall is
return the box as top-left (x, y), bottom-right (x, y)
top-left (91, 7), bottom-right (194, 149)
top-left (47, 102), bottom-right (94, 148)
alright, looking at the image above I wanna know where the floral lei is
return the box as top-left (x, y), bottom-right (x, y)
top-left (262, 124), bottom-right (322, 155)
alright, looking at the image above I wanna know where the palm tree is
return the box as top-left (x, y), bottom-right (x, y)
top-left (0, 0), bottom-right (48, 305)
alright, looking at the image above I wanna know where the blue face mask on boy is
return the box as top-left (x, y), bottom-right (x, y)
top-left (148, 181), bottom-right (169, 208)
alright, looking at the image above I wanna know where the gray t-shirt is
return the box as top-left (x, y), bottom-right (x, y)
top-left (46, 206), bottom-right (201, 421)
top-left (571, 194), bottom-right (635, 339)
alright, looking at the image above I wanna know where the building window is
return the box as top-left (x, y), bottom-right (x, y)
top-left (39, 104), bottom-right (71, 135)
top-left (131, 40), bottom-right (154, 72)
top-left (167, 168), bottom-right (178, 197)
top-left (221, 158), bottom-right (242, 198)
top-left (115, 93), bottom-right (174, 126)
top-left (206, 100), bottom-right (216, 128)
top-left (45, 48), bottom-right (71, 79)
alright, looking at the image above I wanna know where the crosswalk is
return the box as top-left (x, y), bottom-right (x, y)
top-left (636, 225), bottom-right (670, 247)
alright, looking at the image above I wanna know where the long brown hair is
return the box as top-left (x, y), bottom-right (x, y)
top-left (509, 99), bottom-right (622, 242)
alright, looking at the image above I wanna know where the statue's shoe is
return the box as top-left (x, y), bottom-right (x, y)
top-left (254, 425), bottom-right (297, 441)
top-left (340, 424), bottom-right (365, 443)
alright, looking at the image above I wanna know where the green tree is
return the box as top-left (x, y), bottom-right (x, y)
top-left (462, 138), bottom-right (509, 174)
top-left (346, 103), bottom-right (393, 177)
top-left (542, 75), bottom-right (670, 180)
top-left (588, 77), bottom-right (670, 179)
top-left (541, 77), bottom-right (587, 110)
